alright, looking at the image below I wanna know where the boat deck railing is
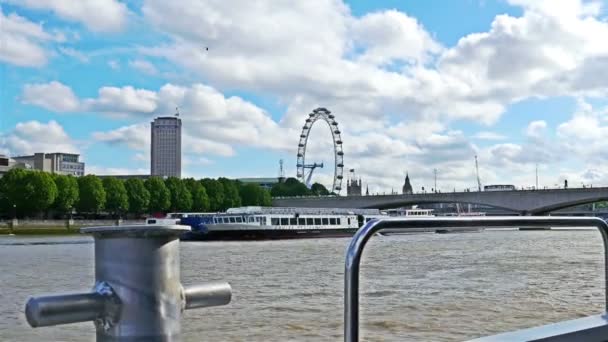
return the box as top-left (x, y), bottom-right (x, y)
top-left (344, 216), bottom-right (608, 341)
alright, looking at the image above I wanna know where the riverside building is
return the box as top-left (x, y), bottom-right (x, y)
top-left (11, 152), bottom-right (84, 176)
top-left (151, 116), bottom-right (182, 178)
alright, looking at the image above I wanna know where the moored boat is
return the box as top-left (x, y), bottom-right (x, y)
top-left (149, 206), bottom-right (386, 241)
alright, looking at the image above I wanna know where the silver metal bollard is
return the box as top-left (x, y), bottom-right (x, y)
top-left (24, 225), bottom-right (232, 341)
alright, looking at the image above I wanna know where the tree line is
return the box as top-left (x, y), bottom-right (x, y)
top-left (270, 178), bottom-right (331, 197)
top-left (0, 169), bottom-right (272, 218)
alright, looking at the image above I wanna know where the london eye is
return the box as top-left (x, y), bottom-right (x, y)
top-left (296, 107), bottom-right (344, 194)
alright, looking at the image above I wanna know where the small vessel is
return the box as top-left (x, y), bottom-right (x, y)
top-left (379, 207), bottom-right (436, 235)
top-left (148, 206), bottom-right (386, 241)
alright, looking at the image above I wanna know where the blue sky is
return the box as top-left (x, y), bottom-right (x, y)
top-left (2, 0), bottom-right (608, 193)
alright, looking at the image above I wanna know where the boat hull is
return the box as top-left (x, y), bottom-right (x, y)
top-left (180, 228), bottom-right (358, 241)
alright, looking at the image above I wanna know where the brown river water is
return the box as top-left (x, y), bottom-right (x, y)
top-left (0, 230), bottom-right (604, 341)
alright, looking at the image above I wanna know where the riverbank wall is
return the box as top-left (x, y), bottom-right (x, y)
top-left (0, 219), bottom-right (144, 235)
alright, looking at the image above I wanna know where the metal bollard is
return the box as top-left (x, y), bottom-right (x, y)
top-left (24, 225), bottom-right (232, 341)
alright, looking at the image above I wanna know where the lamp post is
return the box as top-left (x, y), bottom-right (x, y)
top-left (10, 204), bottom-right (17, 232)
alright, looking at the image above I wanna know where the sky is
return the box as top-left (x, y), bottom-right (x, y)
top-left (2, 0), bottom-right (608, 195)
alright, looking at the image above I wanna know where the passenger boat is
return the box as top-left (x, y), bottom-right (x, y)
top-left (379, 208), bottom-right (436, 235)
top-left (147, 206), bottom-right (386, 241)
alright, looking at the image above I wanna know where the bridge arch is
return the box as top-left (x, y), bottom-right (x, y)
top-left (361, 198), bottom-right (519, 213)
top-left (531, 196), bottom-right (608, 215)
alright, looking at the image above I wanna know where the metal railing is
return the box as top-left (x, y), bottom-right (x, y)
top-left (344, 216), bottom-right (608, 341)
top-left (24, 224), bottom-right (232, 341)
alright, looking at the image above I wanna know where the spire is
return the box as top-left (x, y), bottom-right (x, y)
top-left (366, 184), bottom-right (369, 196)
top-left (403, 171), bottom-right (413, 195)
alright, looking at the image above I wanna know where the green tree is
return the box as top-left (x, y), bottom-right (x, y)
top-left (201, 178), bottom-right (224, 211)
top-left (260, 189), bottom-right (272, 206)
top-left (145, 177), bottom-right (171, 213)
top-left (53, 174), bottom-right (79, 216)
top-left (165, 177), bottom-right (193, 211)
top-left (219, 178), bottom-right (241, 210)
top-left (124, 178), bottom-right (150, 215)
top-left (240, 183), bottom-right (262, 206)
top-left (311, 182), bottom-right (330, 196)
top-left (23, 171), bottom-right (58, 215)
top-left (0, 168), bottom-right (28, 217)
top-left (183, 178), bottom-right (210, 212)
top-left (77, 175), bottom-right (106, 214)
top-left (103, 177), bottom-right (129, 216)
top-left (271, 177), bottom-right (310, 197)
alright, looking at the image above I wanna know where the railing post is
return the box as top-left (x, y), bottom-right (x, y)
top-left (24, 225), bottom-right (232, 341)
top-left (344, 216), bottom-right (608, 342)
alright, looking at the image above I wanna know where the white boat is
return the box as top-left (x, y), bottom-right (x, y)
top-left (149, 207), bottom-right (387, 241)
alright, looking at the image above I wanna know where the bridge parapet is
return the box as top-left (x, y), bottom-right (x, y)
top-left (272, 187), bottom-right (608, 214)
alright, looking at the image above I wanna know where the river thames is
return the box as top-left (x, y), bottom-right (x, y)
top-left (0, 230), bottom-right (604, 341)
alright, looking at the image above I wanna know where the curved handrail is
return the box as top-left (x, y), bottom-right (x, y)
top-left (344, 216), bottom-right (608, 342)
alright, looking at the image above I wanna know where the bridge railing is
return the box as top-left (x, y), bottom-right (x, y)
top-left (344, 216), bottom-right (608, 342)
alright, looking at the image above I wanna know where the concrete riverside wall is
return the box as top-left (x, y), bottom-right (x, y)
top-left (0, 219), bottom-right (144, 228)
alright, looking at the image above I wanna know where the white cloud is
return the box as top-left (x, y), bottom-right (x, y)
top-left (140, 0), bottom-right (608, 128)
top-left (352, 10), bottom-right (442, 66)
top-left (557, 99), bottom-right (608, 163)
top-left (129, 59), bottom-right (158, 75)
top-left (472, 131), bottom-right (507, 140)
top-left (58, 47), bottom-right (89, 62)
top-left (86, 166), bottom-right (148, 176)
top-left (92, 123), bottom-right (149, 150)
top-left (525, 120), bottom-right (547, 139)
top-left (84, 82), bottom-right (289, 159)
top-left (7, 0), bottom-right (129, 33)
top-left (21, 81), bottom-right (80, 112)
top-left (107, 60), bottom-right (120, 69)
top-left (0, 120), bottom-right (79, 156)
top-left (83, 86), bottom-right (159, 115)
top-left (0, 8), bottom-right (63, 67)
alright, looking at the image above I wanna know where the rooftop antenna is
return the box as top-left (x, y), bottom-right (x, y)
top-left (175, 107), bottom-right (180, 117)
top-left (475, 155), bottom-right (482, 192)
top-left (278, 159), bottom-right (285, 180)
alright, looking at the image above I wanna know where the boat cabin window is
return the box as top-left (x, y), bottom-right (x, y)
top-left (306, 218), bottom-right (313, 225)
top-left (289, 218), bottom-right (297, 225)
top-left (236, 216), bottom-right (242, 223)
top-left (271, 218), bottom-right (280, 225)
top-left (322, 218), bottom-right (329, 225)
top-left (298, 218), bottom-right (306, 225)
top-left (314, 218), bottom-right (321, 225)
top-left (280, 218), bottom-right (289, 225)
top-left (147, 219), bottom-right (156, 224)
top-left (329, 218), bottom-right (337, 225)
top-left (262, 217), bottom-right (267, 225)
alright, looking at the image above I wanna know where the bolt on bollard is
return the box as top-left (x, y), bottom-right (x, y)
top-left (24, 225), bottom-right (232, 341)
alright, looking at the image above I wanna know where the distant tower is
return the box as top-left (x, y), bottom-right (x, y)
top-left (347, 169), bottom-right (362, 196)
top-left (151, 114), bottom-right (182, 178)
top-left (278, 159), bottom-right (286, 183)
top-left (402, 172), bottom-right (413, 194)
top-left (365, 184), bottom-right (369, 196)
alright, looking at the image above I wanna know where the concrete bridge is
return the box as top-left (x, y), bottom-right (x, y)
top-left (272, 187), bottom-right (608, 215)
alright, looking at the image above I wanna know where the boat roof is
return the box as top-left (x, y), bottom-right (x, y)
top-left (226, 206), bottom-right (381, 215)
